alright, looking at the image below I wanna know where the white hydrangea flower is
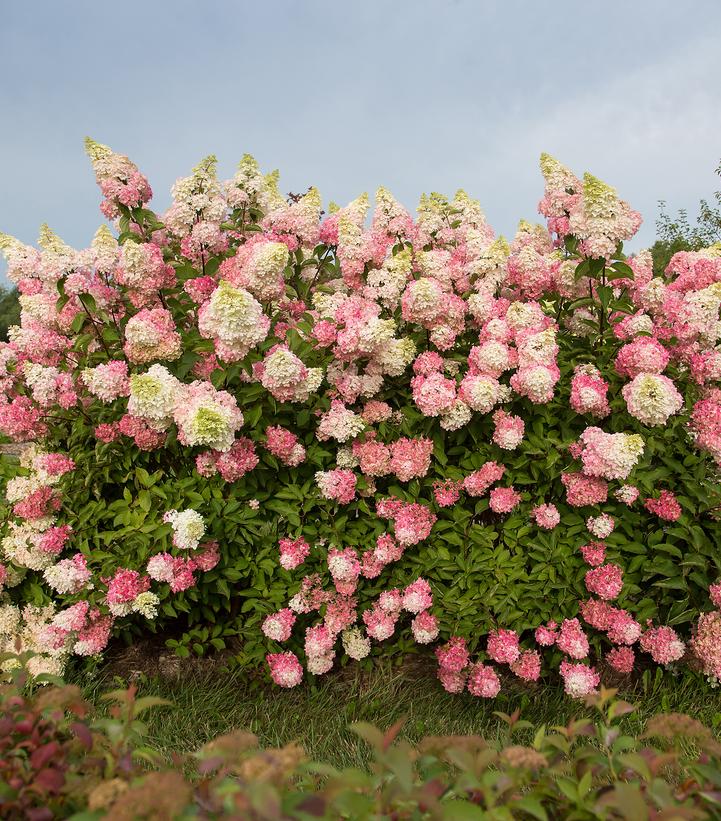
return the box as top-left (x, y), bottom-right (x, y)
top-left (133, 592), bottom-right (160, 619)
top-left (128, 364), bottom-right (181, 429)
top-left (163, 508), bottom-right (206, 550)
top-left (342, 626), bottom-right (371, 660)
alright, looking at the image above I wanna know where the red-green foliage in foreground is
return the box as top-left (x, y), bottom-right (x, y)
top-left (3, 663), bottom-right (721, 819)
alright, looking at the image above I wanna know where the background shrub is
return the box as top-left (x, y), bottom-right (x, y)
top-left (1, 142), bottom-right (721, 693)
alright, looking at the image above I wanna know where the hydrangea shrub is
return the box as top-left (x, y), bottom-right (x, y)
top-left (2, 141), bottom-right (721, 696)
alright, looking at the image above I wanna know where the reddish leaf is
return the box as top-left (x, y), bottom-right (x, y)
top-left (382, 717), bottom-right (407, 751)
top-left (30, 742), bottom-right (60, 770)
top-left (71, 721), bottom-right (93, 750)
top-left (32, 766), bottom-right (65, 794)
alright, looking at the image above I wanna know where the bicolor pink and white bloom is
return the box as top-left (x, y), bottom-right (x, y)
top-left (278, 537), bottom-right (311, 571)
top-left (622, 373), bottom-right (683, 427)
top-left (607, 646), bottom-right (635, 674)
top-left (532, 503), bottom-right (560, 530)
top-left (569, 365), bottom-right (610, 418)
top-left (639, 625), bottom-right (685, 665)
top-left (266, 651), bottom-right (303, 687)
top-left (586, 514), bottom-right (615, 539)
top-left (315, 469), bottom-right (357, 505)
top-left (487, 629), bottom-right (520, 664)
top-left (163, 509), bottom-right (206, 550)
top-left (492, 409), bottom-right (525, 450)
top-left (510, 649), bottom-right (541, 682)
top-left (467, 663), bottom-right (501, 697)
top-left (578, 427), bottom-right (644, 481)
top-left (262, 609), bottom-right (296, 642)
top-left (411, 611), bottom-right (439, 644)
top-left (402, 578), bottom-right (433, 614)
top-left (435, 635), bottom-right (470, 673)
top-left (556, 618), bottom-right (589, 659)
top-left (559, 661), bottom-right (600, 698)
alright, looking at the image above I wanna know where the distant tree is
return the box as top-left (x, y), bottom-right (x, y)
top-left (651, 159), bottom-right (721, 274)
top-left (0, 284), bottom-right (20, 341)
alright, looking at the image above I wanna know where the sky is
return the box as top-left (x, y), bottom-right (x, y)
top-left (2, 0), bottom-right (721, 284)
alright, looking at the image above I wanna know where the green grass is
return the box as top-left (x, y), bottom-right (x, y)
top-left (76, 659), bottom-right (721, 768)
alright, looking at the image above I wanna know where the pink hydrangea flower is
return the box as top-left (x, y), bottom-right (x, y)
top-left (535, 622), bottom-right (558, 646)
top-left (402, 578), bottom-right (433, 614)
top-left (569, 365), bottom-right (610, 418)
top-left (105, 568), bottom-right (150, 615)
top-left (37, 524), bottom-right (72, 556)
top-left (389, 437), bottom-right (434, 482)
top-left (305, 624), bottom-right (335, 657)
top-left (315, 469), bottom-right (357, 505)
top-left (362, 604), bottom-right (398, 641)
top-left (262, 608), bottom-right (296, 642)
top-left (585, 563), bottom-right (624, 600)
top-left (266, 651), bottom-right (303, 687)
top-left (94, 423), bottom-right (119, 443)
top-left (467, 663), bottom-right (501, 697)
top-left (614, 485), bottom-right (639, 505)
top-left (388, 502), bottom-right (437, 546)
top-left (607, 646), bottom-right (635, 674)
top-left (510, 649), bottom-right (541, 681)
top-left (489, 487), bottom-right (521, 514)
top-left (438, 667), bottom-right (467, 694)
top-left (327, 547), bottom-right (361, 594)
top-left (690, 611), bottom-right (721, 680)
top-left (578, 427), bottom-right (644, 481)
top-left (559, 661), bottom-right (600, 698)
top-left (492, 409), bottom-right (525, 450)
top-left (561, 472), bottom-right (608, 506)
top-left (435, 636), bottom-right (470, 672)
top-left (411, 611), bottom-right (439, 644)
top-left (639, 625), bottom-right (685, 665)
top-left (615, 337), bottom-right (669, 379)
top-left (586, 514), bottom-right (615, 539)
top-left (463, 462), bottom-right (505, 496)
top-left (579, 541), bottom-right (606, 567)
top-left (532, 503), bottom-right (560, 530)
top-left (433, 479), bottom-right (461, 507)
top-left (279, 536), bottom-right (311, 571)
top-left (487, 629), bottom-right (520, 664)
top-left (361, 400), bottom-right (393, 424)
top-left (74, 612), bottom-right (113, 656)
top-left (605, 609), bottom-right (642, 645)
top-left (411, 371), bottom-right (457, 417)
top-left (13, 486), bottom-right (62, 521)
top-left (378, 589), bottom-right (403, 614)
top-left (556, 618), bottom-right (589, 659)
top-left (644, 490), bottom-right (682, 522)
top-left (265, 425), bottom-right (306, 466)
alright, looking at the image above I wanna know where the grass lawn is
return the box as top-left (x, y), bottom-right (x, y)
top-left (76, 656), bottom-right (721, 768)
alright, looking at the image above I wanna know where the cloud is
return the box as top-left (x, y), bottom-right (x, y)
top-left (470, 32), bottom-right (721, 248)
top-left (1, 0), bottom-right (720, 282)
